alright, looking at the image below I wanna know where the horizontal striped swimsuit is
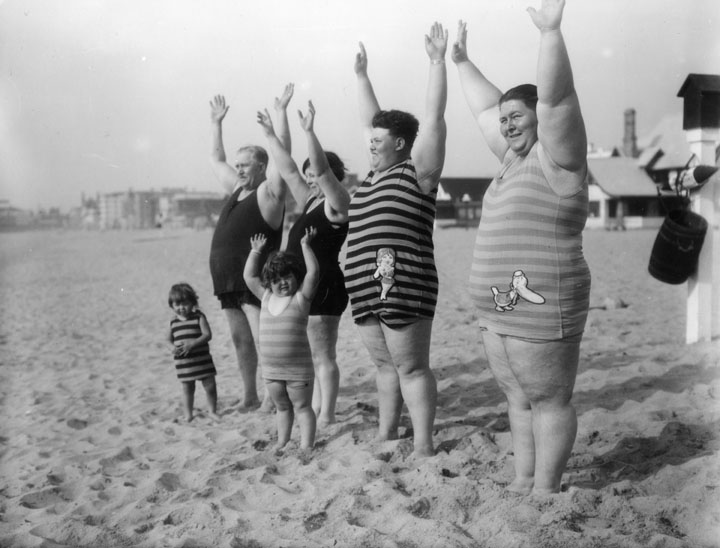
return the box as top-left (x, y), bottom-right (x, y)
top-left (259, 291), bottom-right (314, 382)
top-left (469, 143), bottom-right (591, 340)
top-left (345, 160), bottom-right (438, 327)
top-left (170, 312), bottom-right (217, 382)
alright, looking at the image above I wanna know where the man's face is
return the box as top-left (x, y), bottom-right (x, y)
top-left (369, 127), bottom-right (403, 172)
top-left (234, 150), bottom-right (265, 189)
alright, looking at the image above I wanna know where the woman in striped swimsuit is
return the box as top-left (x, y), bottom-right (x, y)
top-left (453, 0), bottom-right (590, 493)
top-left (345, 23), bottom-right (448, 457)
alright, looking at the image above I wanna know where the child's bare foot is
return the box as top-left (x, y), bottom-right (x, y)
top-left (317, 415), bottom-right (336, 428)
top-left (185, 414), bottom-right (194, 423)
top-left (273, 440), bottom-right (290, 454)
top-left (374, 428), bottom-right (399, 442)
top-left (259, 396), bottom-right (276, 414)
top-left (530, 486), bottom-right (560, 496)
top-left (507, 477), bottom-right (534, 495)
top-left (411, 444), bottom-right (435, 458)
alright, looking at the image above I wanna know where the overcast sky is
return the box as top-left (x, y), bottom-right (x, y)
top-left (1, 0), bottom-right (718, 211)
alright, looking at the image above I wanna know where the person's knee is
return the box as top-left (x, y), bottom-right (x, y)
top-left (313, 352), bottom-right (338, 373)
top-left (395, 360), bottom-right (431, 379)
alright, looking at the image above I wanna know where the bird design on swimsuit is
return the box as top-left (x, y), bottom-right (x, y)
top-left (491, 270), bottom-right (545, 312)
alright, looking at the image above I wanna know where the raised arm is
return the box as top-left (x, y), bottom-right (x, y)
top-left (354, 42), bottom-right (381, 163)
top-left (243, 234), bottom-right (268, 301)
top-left (451, 21), bottom-right (507, 161)
top-left (209, 95), bottom-right (240, 195)
top-left (261, 84), bottom-right (294, 205)
top-left (530, 0), bottom-right (587, 173)
top-left (256, 107), bottom-right (310, 208)
top-left (298, 228), bottom-right (319, 302)
top-left (298, 101), bottom-right (350, 223)
top-left (412, 22), bottom-right (448, 194)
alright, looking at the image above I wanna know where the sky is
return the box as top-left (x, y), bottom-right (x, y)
top-left (0, 0), bottom-right (718, 211)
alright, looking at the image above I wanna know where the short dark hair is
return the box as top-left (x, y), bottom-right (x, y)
top-left (236, 145), bottom-right (269, 166)
top-left (302, 151), bottom-right (346, 181)
top-left (261, 251), bottom-right (306, 289)
top-left (168, 282), bottom-right (199, 308)
top-left (371, 109), bottom-right (419, 151)
top-left (499, 84), bottom-right (538, 110)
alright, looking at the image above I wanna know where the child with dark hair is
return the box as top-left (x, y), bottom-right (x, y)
top-left (167, 283), bottom-right (218, 422)
top-left (243, 228), bottom-right (320, 451)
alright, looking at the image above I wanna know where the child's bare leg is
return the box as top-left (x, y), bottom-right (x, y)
top-left (202, 377), bottom-right (219, 417)
top-left (288, 380), bottom-right (316, 450)
top-left (181, 381), bottom-right (195, 422)
top-left (266, 381), bottom-right (293, 449)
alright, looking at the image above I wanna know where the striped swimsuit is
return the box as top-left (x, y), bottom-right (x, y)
top-left (469, 144), bottom-right (591, 340)
top-left (344, 160), bottom-right (438, 327)
top-left (170, 312), bottom-right (217, 382)
top-left (258, 291), bottom-right (314, 382)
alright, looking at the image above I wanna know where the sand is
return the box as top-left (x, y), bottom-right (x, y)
top-left (0, 226), bottom-right (718, 548)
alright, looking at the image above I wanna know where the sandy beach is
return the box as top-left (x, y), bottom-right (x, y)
top-left (0, 226), bottom-right (718, 548)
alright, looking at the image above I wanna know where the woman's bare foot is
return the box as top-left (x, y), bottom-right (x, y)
top-left (240, 397), bottom-right (260, 410)
top-left (507, 477), bottom-right (534, 495)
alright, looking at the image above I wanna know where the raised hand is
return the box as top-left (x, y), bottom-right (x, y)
top-left (274, 83), bottom-right (294, 112)
top-left (354, 42), bottom-right (368, 75)
top-left (250, 233), bottom-right (267, 252)
top-left (301, 226), bottom-right (317, 246)
top-left (298, 101), bottom-right (316, 133)
top-left (256, 109), bottom-right (275, 137)
top-left (210, 95), bottom-right (229, 123)
top-left (451, 20), bottom-right (469, 64)
top-left (425, 21), bottom-right (448, 61)
top-left (527, 0), bottom-right (565, 31)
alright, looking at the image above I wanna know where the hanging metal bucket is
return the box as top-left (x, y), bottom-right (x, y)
top-left (648, 209), bottom-right (708, 284)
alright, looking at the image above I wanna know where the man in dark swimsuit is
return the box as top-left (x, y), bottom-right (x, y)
top-left (208, 86), bottom-right (292, 409)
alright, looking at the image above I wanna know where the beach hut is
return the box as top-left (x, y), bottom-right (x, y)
top-left (436, 176), bottom-right (493, 227)
top-left (586, 157), bottom-right (664, 230)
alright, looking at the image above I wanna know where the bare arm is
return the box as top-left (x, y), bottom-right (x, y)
top-left (173, 313), bottom-right (212, 357)
top-left (530, 0), bottom-right (587, 174)
top-left (299, 101), bottom-right (350, 222)
top-left (262, 84), bottom-right (294, 205)
top-left (209, 95), bottom-right (240, 195)
top-left (413, 22), bottom-right (448, 194)
top-left (243, 234), bottom-right (267, 301)
top-left (256, 108), bottom-right (311, 207)
top-left (354, 42), bottom-right (381, 165)
top-left (299, 228), bottom-right (319, 302)
top-left (451, 21), bottom-right (507, 161)
top-left (167, 324), bottom-right (176, 353)
top-left (197, 313), bottom-right (213, 344)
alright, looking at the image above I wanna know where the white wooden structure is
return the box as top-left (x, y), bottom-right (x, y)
top-left (677, 74), bottom-right (720, 343)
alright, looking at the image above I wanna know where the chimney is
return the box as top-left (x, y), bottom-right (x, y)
top-left (623, 108), bottom-right (639, 158)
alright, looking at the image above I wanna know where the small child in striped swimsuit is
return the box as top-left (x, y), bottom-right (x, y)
top-left (243, 228), bottom-right (319, 451)
top-left (167, 283), bottom-right (218, 422)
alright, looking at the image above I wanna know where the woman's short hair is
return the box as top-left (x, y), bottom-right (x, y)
top-left (499, 84), bottom-right (538, 110)
top-left (168, 282), bottom-right (199, 308)
top-left (302, 151), bottom-right (347, 182)
top-left (371, 110), bottom-right (420, 150)
top-left (261, 251), bottom-right (306, 289)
